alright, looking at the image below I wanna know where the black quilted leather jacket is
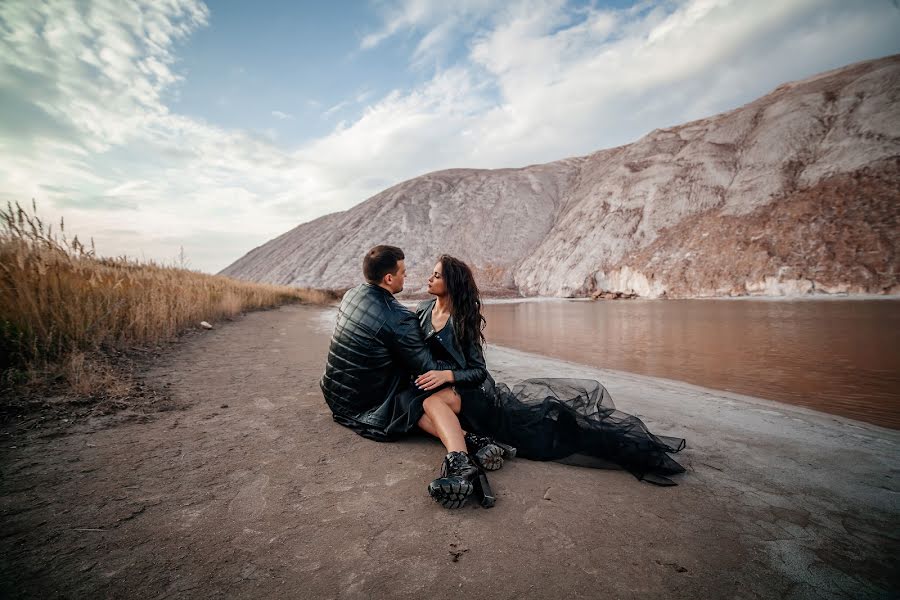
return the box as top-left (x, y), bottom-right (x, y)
top-left (320, 283), bottom-right (437, 429)
top-left (415, 298), bottom-right (488, 387)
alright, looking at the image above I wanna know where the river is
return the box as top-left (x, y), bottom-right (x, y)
top-left (482, 298), bottom-right (900, 429)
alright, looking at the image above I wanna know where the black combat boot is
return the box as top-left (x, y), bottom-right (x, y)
top-left (464, 432), bottom-right (517, 471)
top-left (428, 451), bottom-right (478, 509)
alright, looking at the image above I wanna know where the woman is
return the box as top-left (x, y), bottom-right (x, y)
top-left (407, 255), bottom-right (513, 509)
top-left (413, 254), bottom-right (687, 507)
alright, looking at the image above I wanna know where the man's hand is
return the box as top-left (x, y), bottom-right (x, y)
top-left (415, 370), bottom-right (455, 391)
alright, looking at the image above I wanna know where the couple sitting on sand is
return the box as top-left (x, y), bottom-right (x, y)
top-left (321, 245), bottom-right (686, 509)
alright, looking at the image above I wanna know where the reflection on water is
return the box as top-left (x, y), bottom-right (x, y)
top-left (482, 299), bottom-right (900, 430)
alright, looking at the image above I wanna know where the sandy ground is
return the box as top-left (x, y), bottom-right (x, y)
top-left (1, 303), bottom-right (898, 599)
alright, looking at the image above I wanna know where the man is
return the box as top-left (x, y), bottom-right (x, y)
top-left (320, 245), bottom-right (491, 508)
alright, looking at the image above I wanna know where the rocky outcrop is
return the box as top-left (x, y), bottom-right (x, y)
top-left (221, 55), bottom-right (900, 298)
top-left (599, 160), bottom-right (899, 298)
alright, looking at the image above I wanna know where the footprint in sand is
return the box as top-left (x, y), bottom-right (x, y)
top-left (228, 474), bottom-right (270, 519)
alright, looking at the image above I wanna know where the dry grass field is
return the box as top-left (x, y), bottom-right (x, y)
top-left (0, 201), bottom-right (340, 413)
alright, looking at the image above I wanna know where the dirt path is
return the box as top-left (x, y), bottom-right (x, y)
top-left (1, 304), bottom-right (897, 599)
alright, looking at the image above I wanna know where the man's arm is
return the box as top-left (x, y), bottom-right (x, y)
top-left (386, 309), bottom-right (437, 375)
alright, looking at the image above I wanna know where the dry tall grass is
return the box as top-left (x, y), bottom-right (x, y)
top-left (1, 201), bottom-right (339, 397)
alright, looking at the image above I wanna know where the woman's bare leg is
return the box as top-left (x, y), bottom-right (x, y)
top-left (418, 386), bottom-right (461, 436)
top-left (417, 413), bottom-right (439, 437)
top-left (420, 387), bottom-right (466, 453)
top-left (418, 413), bottom-right (468, 438)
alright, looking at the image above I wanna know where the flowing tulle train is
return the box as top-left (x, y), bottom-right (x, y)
top-left (470, 377), bottom-right (686, 486)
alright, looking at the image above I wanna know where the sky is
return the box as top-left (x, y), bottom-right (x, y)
top-left (1, 0), bottom-right (899, 273)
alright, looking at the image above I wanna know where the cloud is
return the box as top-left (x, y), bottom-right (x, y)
top-left (271, 110), bottom-right (294, 120)
top-left (321, 99), bottom-right (352, 118)
top-left (360, 0), bottom-right (432, 49)
top-left (326, 0), bottom-right (900, 181)
top-left (1, 0), bottom-right (899, 274)
top-left (321, 89), bottom-right (377, 120)
top-left (0, 0), bottom-right (313, 271)
top-left (361, 0), bottom-right (505, 63)
top-left (0, 0), bottom-right (209, 151)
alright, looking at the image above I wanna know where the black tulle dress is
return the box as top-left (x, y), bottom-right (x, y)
top-left (461, 375), bottom-right (686, 486)
top-left (391, 321), bottom-right (687, 486)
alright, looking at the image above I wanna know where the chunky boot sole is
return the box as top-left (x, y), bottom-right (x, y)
top-left (494, 441), bottom-right (517, 459)
top-left (474, 444), bottom-right (504, 471)
top-left (428, 477), bottom-right (474, 509)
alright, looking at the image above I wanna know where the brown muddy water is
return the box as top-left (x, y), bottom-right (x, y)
top-left (482, 299), bottom-right (900, 430)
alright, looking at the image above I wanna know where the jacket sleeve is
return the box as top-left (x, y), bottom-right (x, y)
top-left (451, 335), bottom-right (488, 387)
top-left (387, 309), bottom-right (437, 375)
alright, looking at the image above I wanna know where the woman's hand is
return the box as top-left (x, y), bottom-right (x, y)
top-left (415, 370), bottom-right (455, 391)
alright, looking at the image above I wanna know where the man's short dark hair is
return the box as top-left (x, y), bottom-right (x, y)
top-left (363, 245), bottom-right (404, 284)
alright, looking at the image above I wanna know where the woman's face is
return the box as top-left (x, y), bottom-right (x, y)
top-left (427, 261), bottom-right (447, 296)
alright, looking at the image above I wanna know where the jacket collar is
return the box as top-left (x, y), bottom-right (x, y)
top-left (364, 282), bottom-right (394, 296)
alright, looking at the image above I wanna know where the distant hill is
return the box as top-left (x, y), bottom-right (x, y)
top-left (221, 55), bottom-right (900, 298)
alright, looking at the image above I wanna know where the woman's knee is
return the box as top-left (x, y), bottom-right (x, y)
top-left (423, 387), bottom-right (459, 413)
top-left (422, 393), bottom-right (441, 414)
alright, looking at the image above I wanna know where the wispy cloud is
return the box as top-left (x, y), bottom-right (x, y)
top-left (271, 110), bottom-right (294, 120)
top-left (321, 89), bottom-right (377, 120)
top-left (321, 99), bottom-right (352, 118)
top-left (1, 0), bottom-right (899, 273)
top-left (360, 0), bottom-right (504, 63)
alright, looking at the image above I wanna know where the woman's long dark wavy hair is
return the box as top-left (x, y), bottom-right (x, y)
top-left (439, 254), bottom-right (486, 347)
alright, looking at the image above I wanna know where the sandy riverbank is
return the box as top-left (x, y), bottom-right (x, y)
top-left (1, 303), bottom-right (897, 598)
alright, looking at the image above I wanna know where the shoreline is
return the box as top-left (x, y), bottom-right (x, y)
top-left (396, 293), bottom-right (900, 305)
top-left (481, 293), bottom-right (900, 303)
top-left (406, 293), bottom-right (900, 306)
